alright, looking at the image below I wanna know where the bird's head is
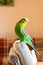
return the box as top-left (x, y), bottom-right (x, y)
top-left (18, 18), bottom-right (29, 27)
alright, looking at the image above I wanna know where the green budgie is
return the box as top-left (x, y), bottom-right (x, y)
top-left (15, 18), bottom-right (43, 61)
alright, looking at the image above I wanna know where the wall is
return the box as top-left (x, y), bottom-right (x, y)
top-left (0, 0), bottom-right (43, 38)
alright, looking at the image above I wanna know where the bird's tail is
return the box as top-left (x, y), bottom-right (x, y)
top-left (31, 44), bottom-right (43, 61)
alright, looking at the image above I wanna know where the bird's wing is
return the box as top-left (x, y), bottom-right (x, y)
top-left (21, 28), bottom-right (33, 41)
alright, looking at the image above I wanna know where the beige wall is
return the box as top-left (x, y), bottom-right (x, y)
top-left (0, 0), bottom-right (43, 38)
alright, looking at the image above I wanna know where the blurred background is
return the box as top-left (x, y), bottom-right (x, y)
top-left (0, 0), bottom-right (43, 65)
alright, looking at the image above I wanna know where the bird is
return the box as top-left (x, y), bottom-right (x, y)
top-left (15, 18), bottom-right (43, 61)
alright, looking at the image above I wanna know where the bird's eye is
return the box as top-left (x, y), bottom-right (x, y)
top-left (22, 21), bottom-right (24, 23)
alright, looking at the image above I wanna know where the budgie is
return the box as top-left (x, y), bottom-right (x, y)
top-left (15, 18), bottom-right (43, 61)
